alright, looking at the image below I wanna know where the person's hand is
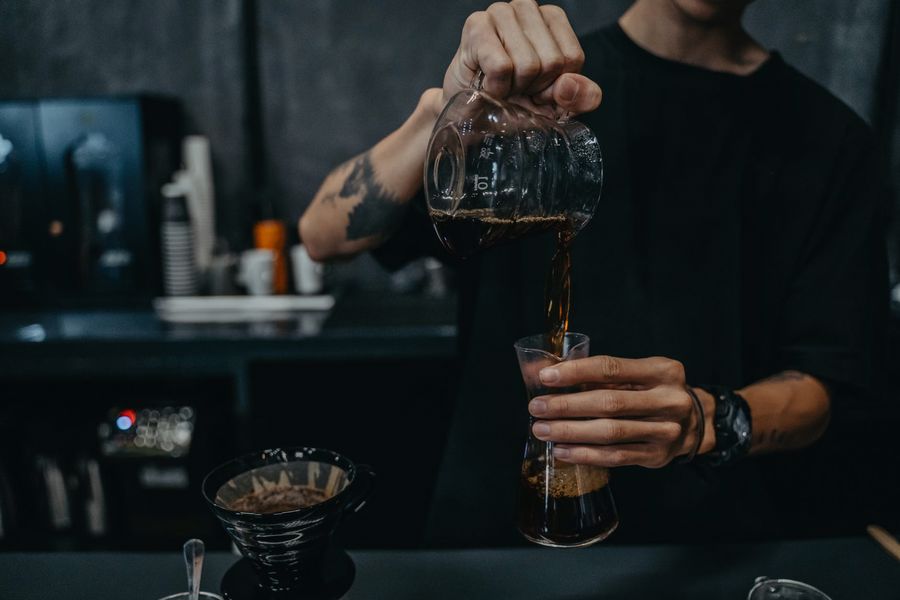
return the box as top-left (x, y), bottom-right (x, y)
top-left (440, 0), bottom-right (602, 118)
top-left (528, 356), bottom-right (710, 468)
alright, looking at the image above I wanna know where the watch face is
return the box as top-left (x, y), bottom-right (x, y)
top-left (706, 389), bottom-right (752, 466)
top-left (715, 394), bottom-right (729, 418)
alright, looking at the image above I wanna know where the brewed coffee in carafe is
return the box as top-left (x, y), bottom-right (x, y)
top-left (424, 76), bottom-right (602, 260)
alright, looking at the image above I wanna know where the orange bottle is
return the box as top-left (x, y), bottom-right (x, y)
top-left (253, 220), bottom-right (288, 294)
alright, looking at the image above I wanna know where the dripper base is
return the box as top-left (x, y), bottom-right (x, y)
top-left (221, 550), bottom-right (354, 600)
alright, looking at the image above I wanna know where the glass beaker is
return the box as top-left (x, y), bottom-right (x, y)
top-left (747, 577), bottom-right (833, 600)
top-left (514, 332), bottom-right (618, 547)
top-left (424, 74), bottom-right (603, 257)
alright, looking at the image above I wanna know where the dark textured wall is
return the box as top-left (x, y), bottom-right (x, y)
top-left (0, 0), bottom-right (896, 250)
top-left (746, 0), bottom-right (890, 123)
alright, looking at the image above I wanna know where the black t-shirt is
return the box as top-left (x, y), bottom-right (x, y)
top-left (375, 24), bottom-right (888, 545)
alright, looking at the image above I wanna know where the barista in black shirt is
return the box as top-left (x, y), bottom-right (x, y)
top-left (299, 0), bottom-right (887, 544)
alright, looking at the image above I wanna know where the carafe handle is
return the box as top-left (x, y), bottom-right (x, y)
top-left (344, 464), bottom-right (375, 516)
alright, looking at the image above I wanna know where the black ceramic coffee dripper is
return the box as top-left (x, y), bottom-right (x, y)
top-left (202, 447), bottom-right (374, 599)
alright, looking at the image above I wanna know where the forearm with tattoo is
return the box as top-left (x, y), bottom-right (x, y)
top-left (300, 88), bottom-right (441, 261)
top-left (319, 152), bottom-right (407, 242)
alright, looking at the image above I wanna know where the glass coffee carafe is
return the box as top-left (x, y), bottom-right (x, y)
top-left (426, 73), bottom-right (613, 547)
top-left (515, 332), bottom-right (618, 547)
top-left (424, 73), bottom-right (603, 257)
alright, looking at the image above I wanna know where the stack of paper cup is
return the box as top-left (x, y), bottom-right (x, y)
top-left (161, 184), bottom-right (198, 296)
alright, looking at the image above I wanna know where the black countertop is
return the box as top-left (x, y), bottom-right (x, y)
top-left (0, 293), bottom-right (458, 377)
top-left (2, 536), bottom-right (899, 599)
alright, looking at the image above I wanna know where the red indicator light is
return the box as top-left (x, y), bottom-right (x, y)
top-left (116, 409), bottom-right (137, 431)
top-left (0, 251), bottom-right (6, 266)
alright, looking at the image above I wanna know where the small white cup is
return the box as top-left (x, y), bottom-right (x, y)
top-left (237, 249), bottom-right (275, 296)
top-left (291, 244), bottom-right (324, 295)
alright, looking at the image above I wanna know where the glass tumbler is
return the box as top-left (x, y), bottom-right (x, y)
top-left (514, 332), bottom-right (618, 547)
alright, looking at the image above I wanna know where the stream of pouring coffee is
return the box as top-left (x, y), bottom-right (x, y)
top-left (428, 207), bottom-right (574, 357)
top-left (545, 225), bottom-right (574, 356)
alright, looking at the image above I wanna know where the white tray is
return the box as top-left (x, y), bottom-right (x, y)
top-left (153, 295), bottom-right (335, 323)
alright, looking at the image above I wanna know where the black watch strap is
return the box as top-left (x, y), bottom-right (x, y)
top-left (698, 385), bottom-right (752, 467)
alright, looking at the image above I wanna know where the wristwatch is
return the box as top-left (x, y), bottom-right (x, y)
top-left (698, 385), bottom-right (752, 467)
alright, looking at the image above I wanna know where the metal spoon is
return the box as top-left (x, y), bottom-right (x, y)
top-left (183, 538), bottom-right (205, 600)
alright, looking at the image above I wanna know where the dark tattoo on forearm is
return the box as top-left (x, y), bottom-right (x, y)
top-left (320, 152), bottom-right (406, 241)
top-left (760, 370), bottom-right (807, 384)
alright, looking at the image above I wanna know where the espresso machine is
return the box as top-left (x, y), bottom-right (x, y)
top-left (0, 96), bottom-right (182, 306)
top-left (0, 102), bottom-right (43, 305)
